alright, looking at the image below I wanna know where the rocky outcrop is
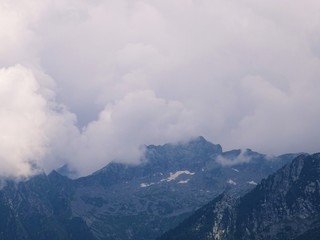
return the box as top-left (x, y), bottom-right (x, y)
top-left (160, 153), bottom-right (320, 240)
top-left (0, 173), bottom-right (95, 240)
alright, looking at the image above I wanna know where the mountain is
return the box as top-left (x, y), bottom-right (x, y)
top-left (159, 153), bottom-right (320, 240)
top-left (68, 137), bottom-right (296, 240)
top-left (0, 137), bottom-right (299, 239)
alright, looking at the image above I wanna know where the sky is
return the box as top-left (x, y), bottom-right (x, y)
top-left (1, 0), bottom-right (320, 178)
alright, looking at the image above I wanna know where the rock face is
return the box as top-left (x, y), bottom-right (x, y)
top-left (160, 153), bottom-right (320, 240)
top-left (0, 137), bottom-right (298, 240)
top-left (0, 172), bottom-right (95, 240)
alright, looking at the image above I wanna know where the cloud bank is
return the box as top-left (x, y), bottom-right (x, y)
top-left (1, 0), bottom-right (320, 177)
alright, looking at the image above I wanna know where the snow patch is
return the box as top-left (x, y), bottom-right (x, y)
top-left (178, 179), bottom-right (190, 184)
top-left (247, 180), bottom-right (257, 185)
top-left (227, 179), bottom-right (237, 185)
top-left (140, 182), bottom-right (155, 188)
top-left (161, 170), bottom-right (195, 182)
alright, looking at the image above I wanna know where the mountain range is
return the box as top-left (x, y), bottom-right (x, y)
top-left (0, 137), bottom-right (307, 239)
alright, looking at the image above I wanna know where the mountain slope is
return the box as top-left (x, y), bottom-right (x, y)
top-left (0, 173), bottom-right (95, 240)
top-left (160, 153), bottom-right (320, 240)
top-left (69, 137), bottom-right (296, 240)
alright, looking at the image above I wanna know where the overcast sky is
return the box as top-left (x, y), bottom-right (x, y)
top-left (1, 0), bottom-right (320, 177)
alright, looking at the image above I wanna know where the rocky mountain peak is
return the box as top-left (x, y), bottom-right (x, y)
top-left (146, 136), bottom-right (222, 157)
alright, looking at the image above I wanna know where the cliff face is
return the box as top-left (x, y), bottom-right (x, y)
top-left (160, 153), bottom-right (320, 240)
top-left (234, 153), bottom-right (320, 240)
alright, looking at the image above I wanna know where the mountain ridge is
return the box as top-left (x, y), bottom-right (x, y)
top-left (0, 136), bottom-right (303, 240)
top-left (159, 153), bottom-right (320, 240)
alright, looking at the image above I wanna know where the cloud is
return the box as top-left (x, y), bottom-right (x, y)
top-left (1, 0), bottom-right (320, 177)
top-left (216, 150), bottom-right (252, 166)
top-left (0, 65), bottom-right (78, 178)
top-left (68, 90), bottom-right (194, 176)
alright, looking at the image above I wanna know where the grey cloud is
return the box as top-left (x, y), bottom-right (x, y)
top-left (1, 0), bottom-right (320, 177)
top-left (67, 90), bottom-right (194, 176)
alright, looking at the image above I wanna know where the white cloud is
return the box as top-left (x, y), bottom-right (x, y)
top-left (0, 65), bottom-right (78, 177)
top-left (69, 90), bottom-right (194, 176)
top-left (216, 150), bottom-right (252, 166)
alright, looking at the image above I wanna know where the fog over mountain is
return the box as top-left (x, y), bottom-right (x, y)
top-left (1, 0), bottom-right (320, 177)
